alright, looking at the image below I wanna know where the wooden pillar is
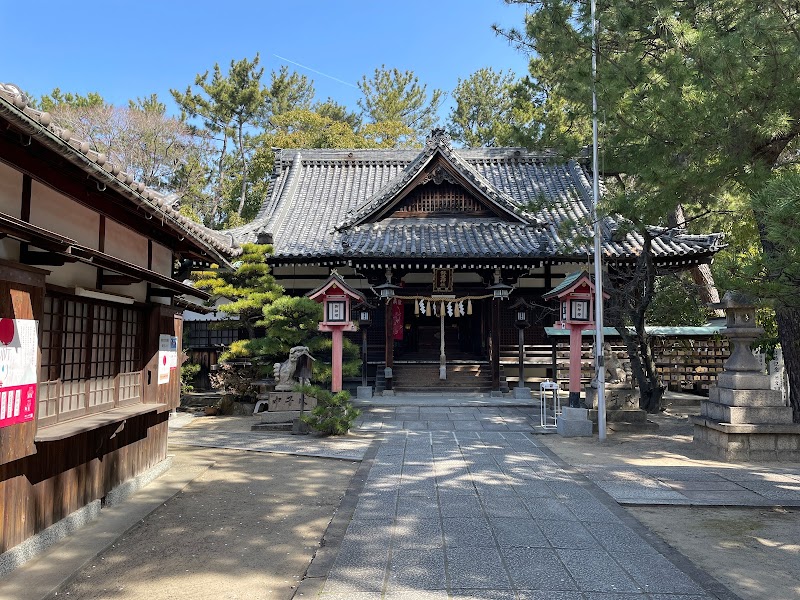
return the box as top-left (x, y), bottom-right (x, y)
top-left (439, 307), bottom-right (446, 380)
top-left (568, 326), bottom-right (585, 407)
top-left (361, 328), bottom-right (368, 388)
top-left (331, 328), bottom-right (343, 393)
top-left (384, 301), bottom-right (394, 390)
top-left (518, 326), bottom-right (525, 389)
top-left (491, 297), bottom-right (500, 391)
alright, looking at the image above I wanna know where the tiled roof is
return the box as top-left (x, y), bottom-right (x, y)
top-left (0, 83), bottom-right (240, 262)
top-left (542, 270), bottom-right (589, 298)
top-left (229, 131), bottom-right (724, 264)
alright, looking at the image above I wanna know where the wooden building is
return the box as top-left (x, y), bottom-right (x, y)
top-left (0, 83), bottom-right (239, 563)
top-left (226, 129), bottom-right (724, 393)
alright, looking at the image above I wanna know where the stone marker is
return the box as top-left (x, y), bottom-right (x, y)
top-left (557, 406), bottom-right (593, 437)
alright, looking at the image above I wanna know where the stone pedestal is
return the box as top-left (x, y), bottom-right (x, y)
top-left (265, 392), bottom-right (317, 412)
top-left (357, 386), bottom-right (373, 399)
top-left (585, 385), bottom-right (652, 430)
top-left (557, 406), bottom-right (593, 437)
top-left (692, 292), bottom-right (800, 461)
top-left (252, 392), bottom-right (317, 430)
top-left (513, 386), bottom-right (532, 400)
top-left (585, 384), bottom-right (639, 411)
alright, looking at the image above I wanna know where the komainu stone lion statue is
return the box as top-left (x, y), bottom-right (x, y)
top-left (273, 346), bottom-right (314, 391)
top-left (604, 343), bottom-right (633, 386)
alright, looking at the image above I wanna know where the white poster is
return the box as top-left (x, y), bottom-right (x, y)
top-left (158, 334), bottom-right (177, 385)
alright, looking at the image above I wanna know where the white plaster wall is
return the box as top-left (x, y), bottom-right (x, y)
top-left (104, 219), bottom-right (148, 269)
top-left (104, 281), bottom-right (147, 303)
top-left (0, 162), bottom-right (22, 218)
top-left (30, 181), bottom-right (99, 248)
top-left (0, 238), bottom-right (20, 261)
top-left (46, 261), bottom-right (97, 289)
top-left (150, 242), bottom-right (173, 277)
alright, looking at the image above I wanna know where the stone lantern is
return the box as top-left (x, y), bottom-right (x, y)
top-left (307, 272), bottom-right (365, 393)
top-left (354, 301), bottom-right (375, 398)
top-left (543, 271), bottom-right (608, 408)
top-left (692, 291), bottom-right (800, 461)
top-left (510, 297), bottom-right (532, 399)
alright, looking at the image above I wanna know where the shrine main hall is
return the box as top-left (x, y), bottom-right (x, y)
top-left (227, 130), bottom-right (723, 393)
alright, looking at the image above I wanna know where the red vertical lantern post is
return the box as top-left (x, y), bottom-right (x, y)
top-left (307, 273), bottom-right (365, 393)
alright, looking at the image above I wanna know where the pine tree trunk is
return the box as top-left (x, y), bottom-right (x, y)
top-left (210, 136), bottom-right (228, 224)
top-left (753, 199), bottom-right (800, 423)
top-left (775, 305), bottom-right (800, 422)
top-left (237, 123), bottom-right (248, 217)
top-left (607, 234), bottom-right (665, 414)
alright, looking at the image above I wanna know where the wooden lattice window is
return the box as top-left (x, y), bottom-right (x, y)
top-left (186, 321), bottom-right (240, 348)
top-left (392, 183), bottom-right (490, 217)
top-left (38, 293), bottom-right (146, 424)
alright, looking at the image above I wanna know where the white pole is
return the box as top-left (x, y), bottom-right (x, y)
top-left (591, 0), bottom-right (607, 441)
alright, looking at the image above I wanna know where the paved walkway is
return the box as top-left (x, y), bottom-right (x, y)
top-left (314, 429), bottom-right (736, 599)
top-left (297, 395), bottom-right (800, 599)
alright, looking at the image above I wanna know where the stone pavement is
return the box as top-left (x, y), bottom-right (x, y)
top-left (313, 428), bottom-right (732, 599)
top-left (169, 419), bottom-right (371, 461)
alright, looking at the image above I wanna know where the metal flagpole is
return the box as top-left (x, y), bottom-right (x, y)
top-left (591, 0), bottom-right (607, 441)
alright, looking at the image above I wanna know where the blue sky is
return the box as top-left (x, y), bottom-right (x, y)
top-left (1, 0), bottom-right (531, 122)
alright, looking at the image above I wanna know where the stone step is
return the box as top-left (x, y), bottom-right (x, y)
top-left (709, 387), bottom-right (785, 407)
top-left (700, 401), bottom-right (794, 425)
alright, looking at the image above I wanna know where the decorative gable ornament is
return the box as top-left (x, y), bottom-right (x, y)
top-left (335, 129), bottom-right (535, 230)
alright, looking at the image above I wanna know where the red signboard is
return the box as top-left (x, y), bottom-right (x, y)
top-left (0, 318), bottom-right (38, 428)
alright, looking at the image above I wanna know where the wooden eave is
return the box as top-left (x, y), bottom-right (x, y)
top-left (0, 115), bottom-right (230, 265)
top-left (0, 212), bottom-right (210, 300)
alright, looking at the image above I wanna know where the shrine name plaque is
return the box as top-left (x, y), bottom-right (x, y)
top-left (432, 268), bottom-right (454, 293)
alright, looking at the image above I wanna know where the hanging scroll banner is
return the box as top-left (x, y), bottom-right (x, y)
top-left (392, 299), bottom-right (404, 341)
top-left (0, 319), bottom-right (38, 428)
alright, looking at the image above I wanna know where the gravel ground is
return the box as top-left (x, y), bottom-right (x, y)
top-left (48, 445), bottom-right (357, 600)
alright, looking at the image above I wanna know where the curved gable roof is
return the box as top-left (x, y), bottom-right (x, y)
top-left (336, 129), bottom-right (532, 229)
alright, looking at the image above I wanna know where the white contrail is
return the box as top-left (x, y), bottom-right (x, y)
top-left (273, 54), bottom-right (359, 88)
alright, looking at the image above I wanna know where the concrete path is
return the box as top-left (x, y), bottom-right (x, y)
top-left (311, 428), bottom-right (732, 599)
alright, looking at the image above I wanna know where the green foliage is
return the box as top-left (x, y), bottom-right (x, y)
top-left (315, 98), bottom-right (362, 130)
top-left (258, 296), bottom-right (322, 354)
top-left (298, 385), bottom-right (361, 435)
top-left (648, 274), bottom-right (711, 327)
top-left (180, 362), bottom-right (201, 394)
top-left (447, 68), bottom-right (518, 147)
top-left (358, 65), bottom-right (444, 145)
top-left (38, 88), bottom-right (106, 110)
top-left (267, 66), bottom-right (316, 116)
top-left (753, 172), bottom-right (800, 309)
top-left (172, 54), bottom-right (271, 225)
top-left (192, 243), bottom-right (282, 336)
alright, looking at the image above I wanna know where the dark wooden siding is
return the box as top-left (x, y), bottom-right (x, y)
top-left (0, 412), bottom-right (167, 552)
